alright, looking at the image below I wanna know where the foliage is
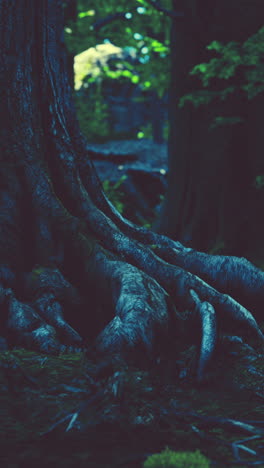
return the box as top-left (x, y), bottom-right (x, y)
top-left (143, 448), bottom-right (210, 468)
top-left (209, 116), bottom-right (243, 129)
top-left (64, 0), bottom-right (171, 140)
top-left (75, 82), bottom-right (110, 142)
top-left (179, 26), bottom-right (264, 127)
top-left (65, 0), bottom-right (171, 93)
top-left (137, 123), bottom-right (153, 139)
top-left (137, 121), bottom-right (168, 140)
top-left (102, 175), bottom-right (127, 213)
top-left (255, 175), bottom-right (264, 190)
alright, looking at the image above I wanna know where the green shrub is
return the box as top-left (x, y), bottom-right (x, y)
top-left (179, 26), bottom-right (264, 127)
top-left (143, 448), bottom-right (210, 468)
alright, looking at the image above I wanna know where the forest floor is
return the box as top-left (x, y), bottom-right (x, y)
top-left (0, 334), bottom-right (263, 468)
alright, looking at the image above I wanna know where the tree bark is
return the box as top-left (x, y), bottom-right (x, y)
top-left (0, 0), bottom-right (263, 381)
top-left (155, 0), bottom-right (264, 262)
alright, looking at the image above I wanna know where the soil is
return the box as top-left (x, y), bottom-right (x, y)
top-left (0, 336), bottom-right (263, 468)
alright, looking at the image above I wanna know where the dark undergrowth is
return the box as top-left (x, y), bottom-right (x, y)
top-left (0, 332), bottom-right (263, 468)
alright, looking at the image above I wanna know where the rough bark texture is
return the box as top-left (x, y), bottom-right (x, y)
top-left (156, 0), bottom-right (264, 261)
top-left (0, 0), bottom-right (263, 381)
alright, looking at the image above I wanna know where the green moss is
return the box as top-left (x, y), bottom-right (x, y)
top-left (143, 448), bottom-right (210, 468)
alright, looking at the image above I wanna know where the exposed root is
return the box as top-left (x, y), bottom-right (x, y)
top-left (0, 142), bottom-right (260, 380)
top-left (34, 294), bottom-right (83, 345)
top-left (78, 157), bottom-right (264, 320)
top-left (91, 247), bottom-right (170, 362)
top-left (190, 289), bottom-right (217, 381)
top-left (7, 293), bottom-right (61, 353)
top-left (47, 145), bottom-right (264, 344)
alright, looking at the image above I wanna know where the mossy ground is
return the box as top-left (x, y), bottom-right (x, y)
top-left (0, 336), bottom-right (263, 468)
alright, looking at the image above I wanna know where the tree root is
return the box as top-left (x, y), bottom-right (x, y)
top-left (0, 142), bottom-right (262, 381)
top-left (190, 289), bottom-right (217, 381)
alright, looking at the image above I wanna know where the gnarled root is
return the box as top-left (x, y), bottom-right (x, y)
top-left (0, 138), bottom-right (263, 380)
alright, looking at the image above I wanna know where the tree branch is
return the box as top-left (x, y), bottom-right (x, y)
top-left (92, 13), bottom-right (127, 32)
top-left (144, 0), bottom-right (184, 18)
top-left (91, 2), bottom-right (184, 32)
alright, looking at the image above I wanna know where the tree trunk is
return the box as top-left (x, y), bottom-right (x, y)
top-left (63, 0), bottom-right (77, 88)
top-left (155, 0), bottom-right (264, 262)
top-left (0, 0), bottom-right (263, 381)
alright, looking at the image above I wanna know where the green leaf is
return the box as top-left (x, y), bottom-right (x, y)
top-left (210, 116), bottom-right (243, 129)
top-left (191, 63), bottom-right (208, 74)
top-left (255, 175), bottom-right (264, 189)
top-left (131, 75), bottom-right (140, 84)
top-left (207, 40), bottom-right (223, 52)
top-left (78, 10), bottom-right (95, 18)
top-left (143, 80), bottom-right (151, 88)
